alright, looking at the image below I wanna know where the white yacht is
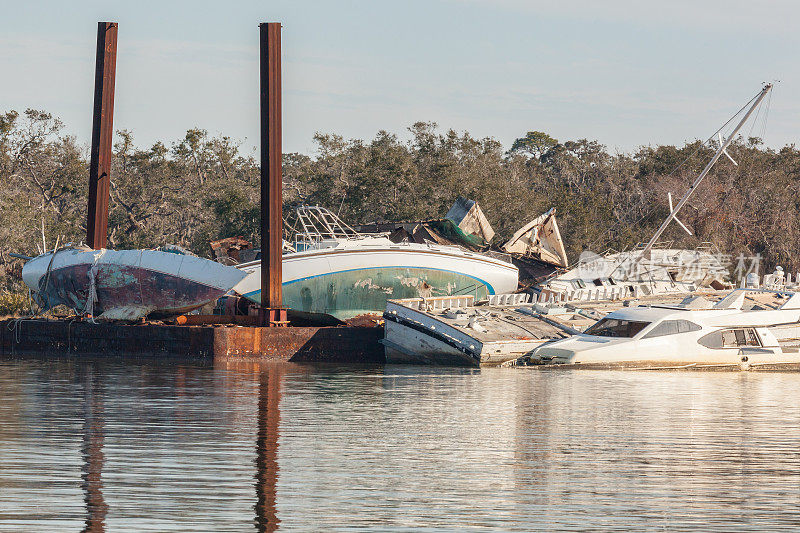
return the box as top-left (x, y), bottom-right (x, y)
top-left (531, 289), bottom-right (800, 370)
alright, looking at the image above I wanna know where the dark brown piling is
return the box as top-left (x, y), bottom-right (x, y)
top-left (259, 22), bottom-right (286, 326)
top-left (86, 22), bottom-right (118, 250)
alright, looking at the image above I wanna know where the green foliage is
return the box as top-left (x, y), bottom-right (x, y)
top-left (510, 131), bottom-right (559, 160)
top-left (0, 290), bottom-right (28, 316)
top-left (205, 188), bottom-right (260, 242)
top-left (1, 109), bottom-right (799, 294)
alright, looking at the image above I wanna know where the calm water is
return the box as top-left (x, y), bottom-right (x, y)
top-left (1, 359), bottom-right (800, 532)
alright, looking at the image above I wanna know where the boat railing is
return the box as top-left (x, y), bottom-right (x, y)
top-left (389, 295), bottom-right (475, 311)
top-left (289, 205), bottom-right (364, 249)
top-left (486, 293), bottom-right (530, 306)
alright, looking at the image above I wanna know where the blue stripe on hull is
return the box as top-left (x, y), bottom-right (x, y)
top-left (243, 266), bottom-right (497, 319)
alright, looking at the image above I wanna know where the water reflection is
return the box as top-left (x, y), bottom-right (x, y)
top-left (512, 371), bottom-right (800, 530)
top-left (81, 367), bottom-right (107, 532)
top-left (254, 364), bottom-right (283, 532)
top-left (3, 360), bottom-right (800, 531)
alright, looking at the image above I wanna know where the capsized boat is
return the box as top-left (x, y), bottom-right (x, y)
top-left (232, 206), bottom-right (519, 319)
top-left (382, 294), bottom-right (576, 366)
top-left (530, 289), bottom-right (800, 370)
top-left (21, 245), bottom-right (247, 320)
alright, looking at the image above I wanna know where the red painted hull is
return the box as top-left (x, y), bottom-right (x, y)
top-left (36, 263), bottom-right (227, 318)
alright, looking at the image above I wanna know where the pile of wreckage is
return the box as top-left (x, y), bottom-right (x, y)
top-left (15, 195), bottom-right (734, 323)
top-left (353, 197), bottom-right (732, 301)
top-left (213, 196), bottom-right (735, 309)
top-left (352, 197), bottom-right (570, 288)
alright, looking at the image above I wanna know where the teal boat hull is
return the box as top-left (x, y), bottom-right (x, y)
top-left (242, 266), bottom-right (496, 320)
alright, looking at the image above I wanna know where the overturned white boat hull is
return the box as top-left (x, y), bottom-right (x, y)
top-left (233, 238), bottom-right (519, 320)
top-left (382, 295), bottom-right (571, 366)
top-left (22, 247), bottom-right (247, 320)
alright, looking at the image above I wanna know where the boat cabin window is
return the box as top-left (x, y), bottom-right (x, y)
top-left (571, 280), bottom-right (587, 289)
top-left (584, 318), bottom-right (650, 338)
top-left (697, 328), bottom-right (761, 349)
top-left (593, 278), bottom-right (604, 287)
top-left (642, 320), bottom-right (702, 339)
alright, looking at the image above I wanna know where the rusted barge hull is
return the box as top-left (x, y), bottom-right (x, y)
top-left (0, 319), bottom-right (385, 363)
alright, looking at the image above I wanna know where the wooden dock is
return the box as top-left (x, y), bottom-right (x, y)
top-left (0, 319), bottom-right (385, 363)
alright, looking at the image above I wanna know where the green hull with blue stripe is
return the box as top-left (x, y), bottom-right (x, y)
top-left (245, 266), bottom-right (493, 319)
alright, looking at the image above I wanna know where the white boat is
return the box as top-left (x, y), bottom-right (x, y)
top-left (232, 206), bottom-right (519, 319)
top-left (21, 246), bottom-right (247, 320)
top-left (382, 294), bottom-right (581, 366)
top-left (539, 245), bottom-right (730, 302)
top-left (530, 289), bottom-right (800, 369)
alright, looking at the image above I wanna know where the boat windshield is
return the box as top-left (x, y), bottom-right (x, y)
top-left (584, 318), bottom-right (651, 338)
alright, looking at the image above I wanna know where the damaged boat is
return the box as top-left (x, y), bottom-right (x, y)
top-left (538, 245), bottom-right (731, 302)
top-left (21, 245), bottom-right (247, 320)
top-left (530, 289), bottom-right (800, 370)
top-left (382, 293), bottom-right (577, 366)
top-left (500, 208), bottom-right (570, 287)
top-left (231, 205), bottom-right (519, 319)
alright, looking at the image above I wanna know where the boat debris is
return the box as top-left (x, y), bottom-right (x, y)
top-left (501, 207), bottom-right (568, 268)
top-left (537, 245), bottom-right (732, 303)
top-left (355, 200), bottom-right (569, 286)
top-left (382, 294), bottom-right (567, 366)
top-left (381, 291), bottom-right (659, 367)
top-left (445, 196), bottom-right (495, 244)
top-left (210, 236), bottom-right (257, 265)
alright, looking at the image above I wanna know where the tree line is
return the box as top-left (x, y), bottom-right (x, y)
top-left (2, 108), bottom-right (799, 306)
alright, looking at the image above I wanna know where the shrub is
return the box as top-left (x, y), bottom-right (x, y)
top-left (0, 291), bottom-right (29, 317)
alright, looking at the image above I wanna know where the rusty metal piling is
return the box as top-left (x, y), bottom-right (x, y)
top-left (259, 23), bottom-right (286, 326)
top-left (86, 22), bottom-right (118, 250)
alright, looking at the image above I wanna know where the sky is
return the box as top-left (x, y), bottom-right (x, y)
top-left (1, 0), bottom-right (797, 157)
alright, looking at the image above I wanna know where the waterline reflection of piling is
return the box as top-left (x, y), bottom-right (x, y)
top-left (255, 364), bottom-right (284, 532)
top-left (81, 366), bottom-right (107, 533)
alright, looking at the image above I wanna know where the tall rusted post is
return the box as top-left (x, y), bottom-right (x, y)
top-left (259, 23), bottom-right (286, 326)
top-left (86, 22), bottom-right (118, 250)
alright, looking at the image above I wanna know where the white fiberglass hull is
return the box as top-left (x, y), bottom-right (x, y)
top-left (233, 241), bottom-right (519, 319)
top-left (382, 299), bottom-right (548, 366)
top-left (22, 247), bottom-right (247, 320)
top-left (532, 293), bottom-right (800, 369)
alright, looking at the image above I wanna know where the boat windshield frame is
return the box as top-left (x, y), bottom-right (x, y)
top-left (584, 317), bottom-right (651, 338)
top-left (289, 205), bottom-right (364, 250)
